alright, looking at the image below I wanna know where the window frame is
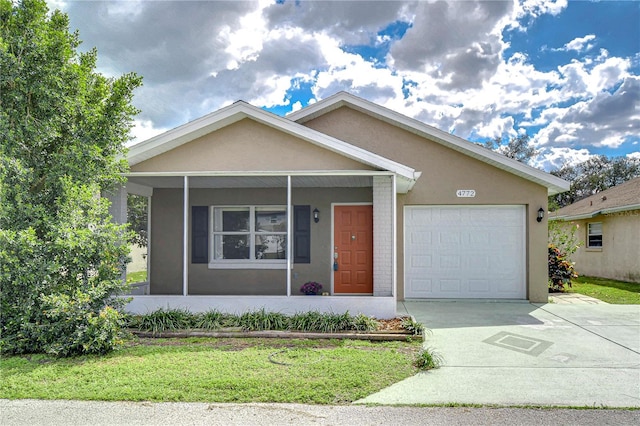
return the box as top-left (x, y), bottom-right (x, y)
top-left (587, 222), bottom-right (603, 249)
top-left (209, 205), bottom-right (288, 269)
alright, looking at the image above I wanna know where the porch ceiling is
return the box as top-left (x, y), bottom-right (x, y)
top-left (126, 175), bottom-right (374, 189)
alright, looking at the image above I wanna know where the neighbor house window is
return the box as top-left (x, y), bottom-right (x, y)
top-left (210, 206), bottom-right (287, 268)
top-left (587, 222), bottom-right (603, 248)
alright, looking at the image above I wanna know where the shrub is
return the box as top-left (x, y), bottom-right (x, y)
top-left (232, 308), bottom-right (289, 331)
top-left (194, 310), bottom-right (228, 330)
top-left (288, 311), bottom-right (325, 332)
top-left (134, 308), bottom-right (195, 335)
top-left (548, 244), bottom-right (578, 292)
top-left (414, 347), bottom-right (443, 370)
top-left (352, 313), bottom-right (379, 331)
top-left (132, 309), bottom-right (386, 334)
top-left (0, 182), bottom-right (132, 356)
top-left (401, 317), bottom-right (425, 336)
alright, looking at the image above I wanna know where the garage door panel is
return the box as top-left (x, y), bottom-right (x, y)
top-left (439, 279), bottom-right (461, 293)
top-left (405, 206), bottom-right (525, 299)
top-left (411, 254), bottom-right (432, 268)
top-left (468, 279), bottom-right (490, 293)
top-left (410, 230), bottom-right (431, 244)
top-left (409, 278), bottom-right (432, 295)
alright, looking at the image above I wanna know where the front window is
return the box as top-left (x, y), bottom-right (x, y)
top-left (587, 222), bottom-right (602, 248)
top-left (211, 206), bottom-right (287, 268)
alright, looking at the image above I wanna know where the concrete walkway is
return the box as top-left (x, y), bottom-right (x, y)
top-left (549, 292), bottom-right (608, 304)
top-left (358, 301), bottom-right (640, 407)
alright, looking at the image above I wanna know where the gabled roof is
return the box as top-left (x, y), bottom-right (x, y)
top-left (288, 92), bottom-right (569, 195)
top-left (127, 100), bottom-right (418, 192)
top-left (550, 177), bottom-right (640, 221)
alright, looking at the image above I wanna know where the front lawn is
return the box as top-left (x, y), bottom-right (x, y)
top-left (568, 276), bottom-right (640, 304)
top-left (126, 270), bottom-right (147, 284)
top-left (0, 338), bottom-right (421, 404)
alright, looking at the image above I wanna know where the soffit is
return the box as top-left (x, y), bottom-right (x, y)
top-left (126, 175), bottom-right (374, 189)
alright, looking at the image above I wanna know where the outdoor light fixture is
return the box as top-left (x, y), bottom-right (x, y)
top-left (313, 208), bottom-right (320, 223)
top-left (537, 207), bottom-right (545, 223)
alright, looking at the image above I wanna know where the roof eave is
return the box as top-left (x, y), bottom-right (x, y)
top-left (289, 92), bottom-right (570, 195)
top-left (127, 100), bottom-right (417, 182)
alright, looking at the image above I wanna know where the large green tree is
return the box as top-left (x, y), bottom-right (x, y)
top-left (549, 155), bottom-right (640, 209)
top-left (0, 0), bottom-right (142, 355)
top-left (483, 134), bottom-right (538, 165)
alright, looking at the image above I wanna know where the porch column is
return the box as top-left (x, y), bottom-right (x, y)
top-left (182, 176), bottom-right (189, 296)
top-left (286, 175), bottom-right (292, 297)
top-left (105, 184), bottom-right (127, 225)
top-left (105, 184), bottom-right (128, 285)
top-left (373, 175), bottom-right (394, 296)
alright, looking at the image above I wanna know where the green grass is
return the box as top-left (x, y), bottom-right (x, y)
top-left (0, 338), bottom-right (421, 404)
top-left (568, 276), bottom-right (640, 304)
top-left (126, 270), bottom-right (147, 284)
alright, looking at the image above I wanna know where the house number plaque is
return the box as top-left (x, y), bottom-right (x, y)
top-left (456, 190), bottom-right (476, 198)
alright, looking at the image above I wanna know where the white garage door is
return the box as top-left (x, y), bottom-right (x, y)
top-left (405, 206), bottom-right (526, 299)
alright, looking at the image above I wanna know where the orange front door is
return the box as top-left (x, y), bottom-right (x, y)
top-left (333, 205), bottom-right (373, 294)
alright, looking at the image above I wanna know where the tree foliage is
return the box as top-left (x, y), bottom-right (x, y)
top-left (549, 155), bottom-right (640, 209)
top-left (483, 134), bottom-right (538, 165)
top-left (0, 0), bottom-right (142, 356)
top-left (127, 194), bottom-right (148, 247)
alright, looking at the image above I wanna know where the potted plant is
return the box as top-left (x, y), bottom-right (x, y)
top-left (300, 281), bottom-right (323, 295)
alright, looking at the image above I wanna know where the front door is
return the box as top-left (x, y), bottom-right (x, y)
top-left (333, 205), bottom-right (373, 294)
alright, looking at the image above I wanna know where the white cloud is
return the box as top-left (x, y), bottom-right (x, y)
top-left (532, 147), bottom-right (593, 171)
top-left (555, 34), bottom-right (596, 52)
top-left (129, 119), bottom-right (168, 145)
top-left (44, 0), bottom-right (637, 170)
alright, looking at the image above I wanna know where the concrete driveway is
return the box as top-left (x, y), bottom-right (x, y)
top-left (358, 301), bottom-right (640, 407)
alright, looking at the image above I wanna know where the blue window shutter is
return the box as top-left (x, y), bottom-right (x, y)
top-left (294, 205), bottom-right (311, 264)
top-left (192, 206), bottom-right (208, 263)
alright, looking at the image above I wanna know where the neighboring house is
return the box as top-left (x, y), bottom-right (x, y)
top-left (549, 177), bottom-right (640, 283)
top-left (109, 92), bottom-right (568, 317)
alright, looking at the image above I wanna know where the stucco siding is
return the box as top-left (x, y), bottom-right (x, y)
top-left (131, 118), bottom-right (375, 173)
top-left (562, 213), bottom-right (640, 283)
top-left (302, 107), bottom-right (550, 302)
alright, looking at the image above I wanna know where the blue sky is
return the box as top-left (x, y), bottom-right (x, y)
top-left (49, 0), bottom-right (639, 171)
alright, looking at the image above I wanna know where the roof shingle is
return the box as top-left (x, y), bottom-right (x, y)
top-left (550, 176), bottom-right (640, 220)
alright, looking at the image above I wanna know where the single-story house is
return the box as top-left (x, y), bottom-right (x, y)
top-left (109, 92), bottom-right (569, 317)
top-left (549, 177), bottom-right (640, 283)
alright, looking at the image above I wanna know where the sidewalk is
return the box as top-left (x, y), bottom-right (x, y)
top-left (548, 292), bottom-right (608, 304)
top-left (2, 400), bottom-right (639, 426)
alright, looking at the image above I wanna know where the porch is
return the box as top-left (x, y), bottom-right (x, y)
top-left (108, 171), bottom-right (412, 318)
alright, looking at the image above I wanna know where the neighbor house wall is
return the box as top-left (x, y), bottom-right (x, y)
top-left (302, 107), bottom-right (550, 302)
top-left (561, 212), bottom-right (640, 283)
top-left (149, 186), bottom-right (372, 295)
